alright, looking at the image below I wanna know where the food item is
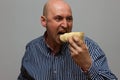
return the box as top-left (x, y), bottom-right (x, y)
top-left (60, 32), bottom-right (84, 42)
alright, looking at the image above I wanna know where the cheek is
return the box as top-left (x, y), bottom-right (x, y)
top-left (49, 21), bottom-right (59, 27)
top-left (51, 23), bottom-right (60, 31)
top-left (68, 23), bottom-right (73, 30)
top-left (47, 25), bottom-right (58, 34)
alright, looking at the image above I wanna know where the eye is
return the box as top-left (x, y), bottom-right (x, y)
top-left (66, 16), bottom-right (73, 22)
top-left (54, 16), bottom-right (63, 22)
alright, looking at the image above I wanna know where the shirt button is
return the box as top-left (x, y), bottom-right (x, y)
top-left (53, 70), bottom-right (57, 74)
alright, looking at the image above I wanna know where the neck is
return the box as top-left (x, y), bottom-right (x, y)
top-left (45, 33), bottom-right (62, 55)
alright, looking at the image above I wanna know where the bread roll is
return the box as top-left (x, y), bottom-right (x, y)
top-left (60, 32), bottom-right (84, 42)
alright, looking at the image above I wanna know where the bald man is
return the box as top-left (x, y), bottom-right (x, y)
top-left (18, 0), bottom-right (117, 80)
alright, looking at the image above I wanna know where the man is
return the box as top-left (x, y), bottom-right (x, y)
top-left (18, 0), bottom-right (117, 80)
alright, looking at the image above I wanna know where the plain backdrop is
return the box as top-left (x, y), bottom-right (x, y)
top-left (0, 0), bottom-right (120, 80)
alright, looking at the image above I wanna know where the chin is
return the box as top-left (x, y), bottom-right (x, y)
top-left (56, 39), bottom-right (63, 45)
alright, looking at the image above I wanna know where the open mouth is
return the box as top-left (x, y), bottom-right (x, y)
top-left (58, 31), bottom-right (66, 35)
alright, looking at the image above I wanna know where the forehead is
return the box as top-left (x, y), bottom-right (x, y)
top-left (47, 1), bottom-right (72, 16)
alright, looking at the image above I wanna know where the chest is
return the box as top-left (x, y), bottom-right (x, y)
top-left (31, 53), bottom-right (87, 80)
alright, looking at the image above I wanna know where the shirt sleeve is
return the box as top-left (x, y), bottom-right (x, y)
top-left (17, 43), bottom-right (35, 80)
top-left (18, 66), bottom-right (35, 80)
top-left (85, 37), bottom-right (118, 80)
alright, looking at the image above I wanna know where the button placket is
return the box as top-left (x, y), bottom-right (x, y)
top-left (52, 57), bottom-right (59, 79)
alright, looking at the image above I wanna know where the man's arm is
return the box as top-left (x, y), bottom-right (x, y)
top-left (18, 43), bottom-right (35, 80)
top-left (68, 36), bottom-right (118, 80)
top-left (18, 66), bottom-right (34, 80)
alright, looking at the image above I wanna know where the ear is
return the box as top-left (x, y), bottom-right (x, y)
top-left (41, 16), bottom-right (47, 27)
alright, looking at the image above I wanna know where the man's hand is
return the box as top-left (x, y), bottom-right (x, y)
top-left (68, 36), bottom-right (92, 72)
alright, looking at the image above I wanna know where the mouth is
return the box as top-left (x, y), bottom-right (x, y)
top-left (58, 31), bottom-right (66, 35)
top-left (57, 31), bottom-right (67, 41)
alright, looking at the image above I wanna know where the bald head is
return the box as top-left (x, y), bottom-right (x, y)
top-left (43, 0), bottom-right (72, 17)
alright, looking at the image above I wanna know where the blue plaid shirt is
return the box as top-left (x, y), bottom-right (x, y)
top-left (18, 35), bottom-right (117, 80)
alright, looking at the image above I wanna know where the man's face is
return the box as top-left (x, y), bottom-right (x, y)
top-left (45, 3), bottom-right (73, 44)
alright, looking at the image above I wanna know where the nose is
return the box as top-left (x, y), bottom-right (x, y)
top-left (61, 19), bottom-right (68, 28)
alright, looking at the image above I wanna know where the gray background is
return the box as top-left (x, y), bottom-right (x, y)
top-left (0, 0), bottom-right (120, 80)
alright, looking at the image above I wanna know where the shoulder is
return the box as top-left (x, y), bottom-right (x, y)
top-left (84, 36), bottom-right (105, 56)
top-left (84, 36), bottom-right (99, 48)
top-left (26, 36), bottom-right (44, 48)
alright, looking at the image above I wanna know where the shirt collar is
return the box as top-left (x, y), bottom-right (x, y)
top-left (42, 31), bottom-right (69, 56)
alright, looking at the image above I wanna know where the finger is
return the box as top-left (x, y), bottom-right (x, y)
top-left (69, 44), bottom-right (83, 56)
top-left (73, 36), bottom-right (87, 50)
top-left (79, 40), bottom-right (87, 49)
top-left (68, 36), bottom-right (88, 52)
top-left (69, 45), bottom-right (78, 56)
top-left (72, 36), bottom-right (84, 46)
top-left (72, 36), bottom-right (80, 45)
top-left (68, 37), bottom-right (78, 49)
